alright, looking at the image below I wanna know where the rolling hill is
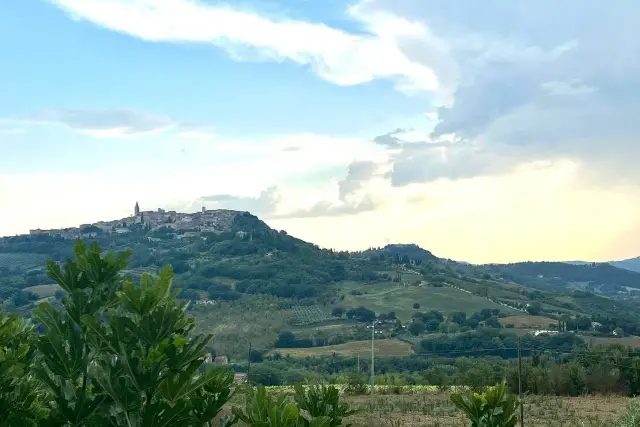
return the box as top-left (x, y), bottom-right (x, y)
top-left (612, 257), bottom-right (640, 273)
top-left (2, 208), bottom-right (640, 357)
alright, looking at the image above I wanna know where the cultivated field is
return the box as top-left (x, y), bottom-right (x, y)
top-left (24, 284), bottom-right (60, 298)
top-left (340, 282), bottom-right (517, 321)
top-left (0, 253), bottom-right (47, 269)
top-left (500, 315), bottom-right (556, 329)
top-left (587, 335), bottom-right (640, 348)
top-left (267, 339), bottom-right (413, 357)
top-left (345, 393), bottom-right (631, 427)
top-left (223, 389), bottom-right (633, 427)
top-left (290, 305), bottom-right (337, 326)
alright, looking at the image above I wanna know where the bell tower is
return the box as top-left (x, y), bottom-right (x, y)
top-left (134, 202), bottom-right (140, 217)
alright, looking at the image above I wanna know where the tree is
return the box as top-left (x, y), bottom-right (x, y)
top-left (526, 301), bottom-right (542, 315)
top-left (331, 307), bottom-right (345, 318)
top-left (250, 350), bottom-right (264, 363)
top-left (480, 308), bottom-right (494, 320)
top-left (0, 313), bottom-right (47, 427)
top-left (448, 311), bottom-right (467, 325)
top-left (439, 322), bottom-right (459, 334)
top-left (485, 316), bottom-right (502, 329)
top-left (423, 310), bottom-right (444, 324)
top-left (346, 306), bottom-right (376, 322)
top-left (408, 321), bottom-right (426, 336)
top-left (413, 303), bottom-right (420, 310)
top-left (33, 240), bottom-right (235, 426)
top-left (276, 331), bottom-right (297, 348)
top-left (477, 286), bottom-right (489, 298)
top-left (426, 318), bottom-right (441, 332)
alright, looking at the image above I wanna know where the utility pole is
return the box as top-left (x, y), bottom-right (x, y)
top-left (371, 320), bottom-right (375, 394)
top-left (517, 336), bottom-right (524, 427)
top-left (357, 354), bottom-right (360, 372)
top-left (247, 341), bottom-right (252, 383)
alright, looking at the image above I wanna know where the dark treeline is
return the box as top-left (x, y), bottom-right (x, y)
top-left (245, 343), bottom-right (640, 396)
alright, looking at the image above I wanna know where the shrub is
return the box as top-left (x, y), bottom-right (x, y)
top-left (451, 381), bottom-right (520, 427)
top-left (19, 240), bottom-right (234, 426)
top-left (294, 384), bottom-right (359, 427)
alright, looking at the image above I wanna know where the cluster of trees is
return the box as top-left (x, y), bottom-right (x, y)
top-left (251, 341), bottom-right (640, 397)
top-left (418, 328), bottom-right (585, 357)
top-left (274, 330), bottom-right (347, 349)
top-left (0, 285), bottom-right (38, 310)
top-left (407, 308), bottom-right (503, 336)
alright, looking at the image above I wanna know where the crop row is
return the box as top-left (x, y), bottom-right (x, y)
top-left (290, 305), bottom-right (336, 326)
top-left (0, 253), bottom-right (47, 270)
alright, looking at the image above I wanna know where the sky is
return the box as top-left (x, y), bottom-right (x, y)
top-left (1, 0), bottom-right (639, 264)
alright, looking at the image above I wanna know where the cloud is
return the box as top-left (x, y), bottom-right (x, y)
top-left (16, 108), bottom-right (216, 140)
top-left (46, 0), bottom-right (442, 94)
top-left (349, 0), bottom-right (640, 187)
top-left (197, 181), bottom-right (381, 220)
top-left (200, 187), bottom-right (282, 217)
top-left (337, 160), bottom-right (384, 200)
top-left (274, 195), bottom-right (379, 219)
top-left (372, 128), bottom-right (404, 148)
top-left (540, 80), bottom-right (595, 97)
top-left (24, 108), bottom-right (176, 138)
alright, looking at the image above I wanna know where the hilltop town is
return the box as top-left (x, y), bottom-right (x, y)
top-left (27, 202), bottom-right (245, 240)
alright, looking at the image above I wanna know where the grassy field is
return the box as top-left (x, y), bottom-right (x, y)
top-left (500, 315), bottom-right (556, 329)
top-left (339, 282), bottom-right (518, 321)
top-left (291, 320), bottom-right (355, 335)
top-left (24, 284), bottom-right (60, 298)
top-left (586, 335), bottom-right (640, 348)
top-left (345, 393), bottom-right (630, 427)
top-left (267, 339), bottom-right (413, 358)
top-left (223, 389), bottom-right (632, 427)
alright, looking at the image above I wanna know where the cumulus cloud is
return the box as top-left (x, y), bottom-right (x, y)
top-left (200, 187), bottom-right (282, 217)
top-left (351, 0), bottom-right (640, 187)
top-left (197, 180), bottom-right (381, 220)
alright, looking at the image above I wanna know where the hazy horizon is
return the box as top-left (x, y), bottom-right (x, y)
top-left (2, 0), bottom-right (639, 264)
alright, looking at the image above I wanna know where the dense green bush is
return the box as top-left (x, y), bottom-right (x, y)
top-left (1, 241), bottom-right (235, 426)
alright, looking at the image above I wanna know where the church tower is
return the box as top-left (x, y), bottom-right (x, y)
top-left (134, 202), bottom-right (140, 217)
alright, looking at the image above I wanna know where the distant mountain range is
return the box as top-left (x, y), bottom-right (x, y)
top-left (566, 257), bottom-right (640, 273)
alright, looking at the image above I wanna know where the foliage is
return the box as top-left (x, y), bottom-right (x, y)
top-left (19, 240), bottom-right (235, 426)
top-left (450, 381), bottom-right (520, 427)
top-left (294, 384), bottom-right (359, 427)
top-left (0, 313), bottom-right (47, 427)
top-left (232, 386), bottom-right (333, 427)
top-left (343, 371), bottom-right (368, 395)
top-left (345, 306), bottom-right (376, 322)
top-left (408, 321), bottom-right (425, 336)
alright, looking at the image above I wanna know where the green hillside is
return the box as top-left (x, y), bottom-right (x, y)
top-left (2, 209), bottom-right (640, 358)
